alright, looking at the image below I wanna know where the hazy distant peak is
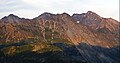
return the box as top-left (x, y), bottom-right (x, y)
top-left (86, 11), bottom-right (100, 17)
top-left (35, 12), bottom-right (56, 20)
top-left (8, 14), bottom-right (17, 17)
top-left (61, 12), bottom-right (70, 16)
top-left (0, 14), bottom-right (21, 23)
top-left (2, 14), bottom-right (19, 20)
top-left (87, 11), bottom-right (95, 14)
top-left (41, 12), bottom-right (55, 16)
top-left (7, 14), bottom-right (20, 19)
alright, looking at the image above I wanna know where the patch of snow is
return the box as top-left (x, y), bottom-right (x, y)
top-left (77, 21), bottom-right (80, 23)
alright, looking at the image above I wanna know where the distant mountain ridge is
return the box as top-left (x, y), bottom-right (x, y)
top-left (0, 11), bottom-right (119, 63)
top-left (0, 11), bottom-right (119, 47)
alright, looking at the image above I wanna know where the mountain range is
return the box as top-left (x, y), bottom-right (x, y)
top-left (0, 11), bottom-right (119, 63)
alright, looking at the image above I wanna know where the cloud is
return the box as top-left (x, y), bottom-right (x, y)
top-left (0, 0), bottom-right (21, 12)
top-left (0, 0), bottom-right (34, 12)
top-left (0, 0), bottom-right (119, 21)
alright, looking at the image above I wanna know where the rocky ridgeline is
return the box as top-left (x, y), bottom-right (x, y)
top-left (0, 11), bottom-right (119, 63)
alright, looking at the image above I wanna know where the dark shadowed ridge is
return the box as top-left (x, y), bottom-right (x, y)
top-left (0, 43), bottom-right (119, 63)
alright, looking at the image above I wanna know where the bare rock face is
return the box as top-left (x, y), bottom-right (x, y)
top-left (72, 11), bottom-right (119, 34)
top-left (72, 11), bottom-right (102, 29)
top-left (72, 11), bottom-right (119, 47)
top-left (0, 11), bottom-right (119, 63)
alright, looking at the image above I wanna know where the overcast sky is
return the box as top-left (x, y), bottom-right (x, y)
top-left (0, 0), bottom-right (119, 21)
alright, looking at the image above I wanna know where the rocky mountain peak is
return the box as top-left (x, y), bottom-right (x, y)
top-left (8, 14), bottom-right (17, 17)
top-left (36, 12), bottom-right (56, 20)
top-left (61, 12), bottom-right (70, 16)
top-left (1, 14), bottom-right (20, 23)
top-left (72, 11), bottom-right (101, 22)
top-left (72, 11), bottom-right (119, 34)
top-left (86, 11), bottom-right (101, 19)
top-left (87, 11), bottom-right (96, 14)
top-left (41, 12), bottom-right (54, 16)
top-left (2, 14), bottom-right (19, 19)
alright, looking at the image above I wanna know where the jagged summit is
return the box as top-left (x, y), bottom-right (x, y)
top-left (72, 11), bottom-right (99, 16)
top-left (35, 12), bottom-right (56, 20)
top-left (40, 12), bottom-right (55, 16)
top-left (86, 11), bottom-right (101, 17)
top-left (72, 11), bottom-right (101, 19)
top-left (2, 14), bottom-right (19, 19)
top-left (1, 14), bottom-right (22, 23)
top-left (87, 11), bottom-right (96, 14)
top-left (8, 14), bottom-right (17, 17)
top-left (1, 14), bottom-right (19, 20)
top-left (61, 12), bottom-right (70, 16)
top-left (72, 11), bottom-right (119, 34)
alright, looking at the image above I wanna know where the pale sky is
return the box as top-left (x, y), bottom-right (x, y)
top-left (0, 0), bottom-right (119, 21)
